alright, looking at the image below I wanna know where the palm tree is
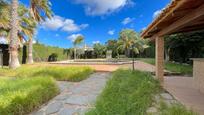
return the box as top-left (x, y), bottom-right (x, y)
top-left (0, 1), bottom-right (9, 44)
top-left (117, 29), bottom-right (149, 70)
top-left (20, 13), bottom-right (37, 64)
top-left (0, 0), bottom-right (10, 31)
top-left (73, 35), bottom-right (84, 60)
top-left (118, 29), bottom-right (137, 57)
top-left (9, 0), bottom-right (52, 68)
top-left (27, 0), bottom-right (52, 64)
top-left (118, 29), bottom-right (149, 56)
top-left (9, 0), bottom-right (20, 69)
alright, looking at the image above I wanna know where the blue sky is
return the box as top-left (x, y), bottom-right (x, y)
top-left (20, 0), bottom-right (170, 48)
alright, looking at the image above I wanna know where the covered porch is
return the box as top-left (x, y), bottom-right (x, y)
top-left (141, 0), bottom-right (204, 114)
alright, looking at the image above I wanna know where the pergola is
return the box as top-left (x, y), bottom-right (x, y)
top-left (141, 0), bottom-right (204, 83)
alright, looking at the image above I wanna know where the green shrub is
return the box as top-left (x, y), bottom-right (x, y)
top-left (33, 43), bottom-right (67, 61)
top-left (86, 69), bottom-right (161, 115)
top-left (0, 65), bottom-right (94, 82)
top-left (0, 77), bottom-right (59, 115)
top-left (28, 66), bottom-right (94, 81)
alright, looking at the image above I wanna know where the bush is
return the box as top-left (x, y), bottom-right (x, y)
top-left (48, 53), bottom-right (58, 62)
top-left (0, 77), bottom-right (59, 115)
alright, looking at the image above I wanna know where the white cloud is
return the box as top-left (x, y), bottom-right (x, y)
top-left (122, 17), bottom-right (134, 25)
top-left (41, 15), bottom-right (64, 30)
top-left (41, 15), bottom-right (88, 32)
top-left (62, 19), bottom-right (80, 32)
top-left (108, 30), bottom-right (115, 35)
top-left (92, 40), bottom-right (100, 44)
top-left (73, 0), bottom-right (133, 16)
top-left (153, 10), bottom-right (162, 19)
top-left (80, 24), bottom-right (89, 29)
top-left (67, 34), bottom-right (83, 42)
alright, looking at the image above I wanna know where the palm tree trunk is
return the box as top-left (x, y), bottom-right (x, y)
top-left (125, 49), bottom-right (130, 58)
top-left (9, 0), bottom-right (20, 69)
top-left (74, 47), bottom-right (76, 60)
top-left (27, 38), bottom-right (34, 64)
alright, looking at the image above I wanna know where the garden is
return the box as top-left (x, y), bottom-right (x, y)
top-left (0, 0), bottom-right (204, 114)
top-left (86, 69), bottom-right (197, 115)
top-left (0, 65), bottom-right (93, 115)
top-left (0, 66), bottom-right (197, 115)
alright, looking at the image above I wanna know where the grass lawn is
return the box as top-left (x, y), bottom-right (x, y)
top-left (159, 103), bottom-right (197, 115)
top-left (138, 58), bottom-right (193, 75)
top-left (0, 64), bottom-right (94, 114)
top-left (86, 69), bottom-right (196, 115)
top-left (0, 77), bottom-right (59, 115)
top-left (0, 65), bottom-right (94, 82)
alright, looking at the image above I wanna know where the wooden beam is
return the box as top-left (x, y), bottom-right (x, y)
top-left (158, 3), bottom-right (204, 36)
top-left (141, 0), bottom-right (187, 38)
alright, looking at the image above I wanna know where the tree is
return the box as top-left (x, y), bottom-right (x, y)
top-left (9, 0), bottom-right (20, 69)
top-left (106, 39), bottom-right (118, 58)
top-left (0, 0), bottom-right (10, 31)
top-left (28, 0), bottom-right (52, 64)
top-left (21, 13), bottom-right (37, 64)
top-left (93, 43), bottom-right (107, 58)
top-left (118, 29), bottom-right (137, 57)
top-left (73, 35), bottom-right (84, 60)
top-left (9, 0), bottom-right (52, 68)
top-left (118, 29), bottom-right (148, 56)
top-left (0, 1), bottom-right (9, 44)
top-left (118, 29), bottom-right (149, 70)
top-left (165, 30), bottom-right (204, 63)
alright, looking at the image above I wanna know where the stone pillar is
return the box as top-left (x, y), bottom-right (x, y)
top-left (193, 59), bottom-right (204, 94)
top-left (155, 36), bottom-right (164, 84)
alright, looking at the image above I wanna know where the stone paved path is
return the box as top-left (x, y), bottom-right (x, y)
top-left (31, 72), bottom-right (110, 115)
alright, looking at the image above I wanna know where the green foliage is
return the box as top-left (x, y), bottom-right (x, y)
top-left (105, 39), bottom-right (118, 58)
top-left (118, 29), bottom-right (149, 57)
top-left (73, 35), bottom-right (84, 46)
top-left (138, 58), bottom-right (193, 75)
top-left (30, 0), bottom-right (52, 22)
top-left (0, 0), bottom-right (10, 30)
top-left (165, 62), bottom-right (192, 75)
top-left (48, 53), bottom-right (58, 62)
top-left (159, 103), bottom-right (197, 115)
top-left (165, 30), bottom-right (204, 63)
top-left (138, 58), bottom-right (155, 65)
top-left (73, 35), bottom-right (84, 59)
top-left (86, 69), bottom-right (196, 115)
top-left (0, 65), bottom-right (93, 114)
top-left (86, 69), bottom-right (161, 115)
top-left (0, 65), bottom-right (94, 82)
top-left (93, 43), bottom-right (107, 58)
top-left (32, 43), bottom-right (67, 61)
top-left (138, 42), bottom-right (155, 58)
top-left (0, 77), bottom-right (59, 115)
